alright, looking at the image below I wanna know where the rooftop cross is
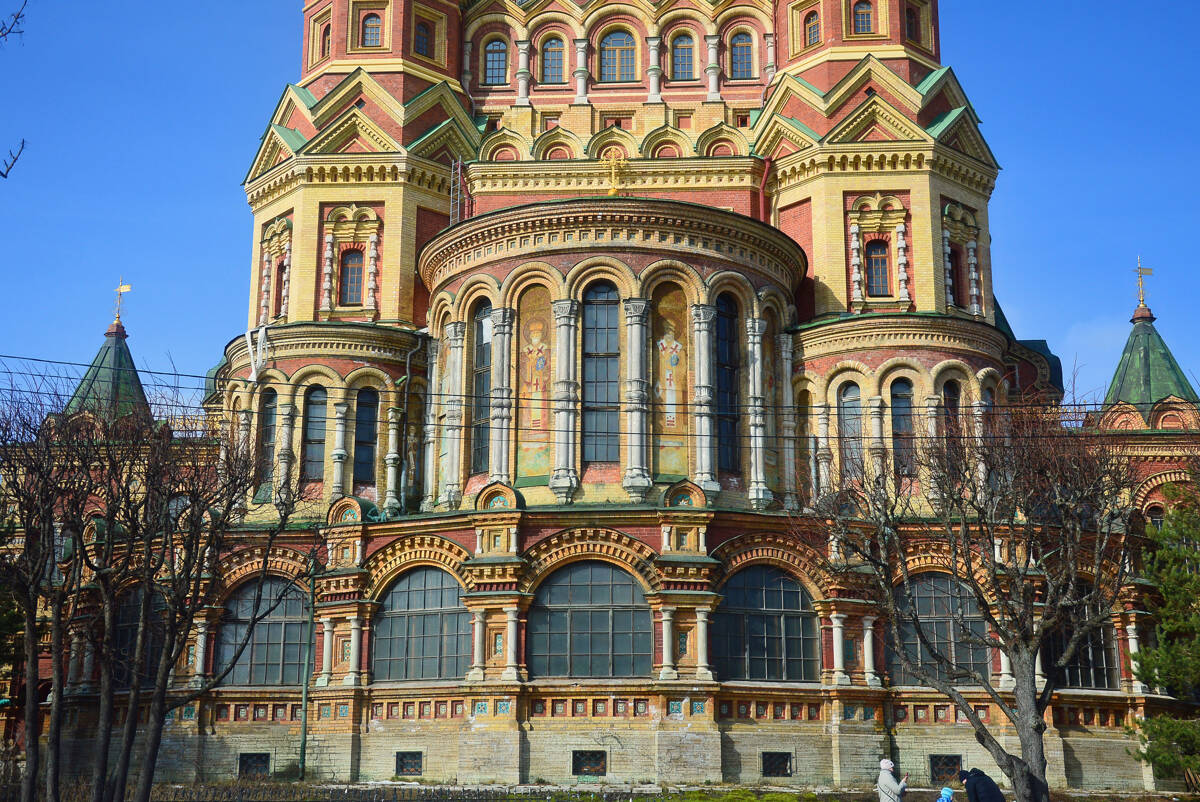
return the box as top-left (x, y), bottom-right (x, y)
top-left (602, 149), bottom-right (627, 197)
top-left (113, 277), bottom-right (132, 322)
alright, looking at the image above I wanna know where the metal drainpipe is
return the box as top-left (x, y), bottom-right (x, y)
top-left (298, 554), bottom-right (318, 780)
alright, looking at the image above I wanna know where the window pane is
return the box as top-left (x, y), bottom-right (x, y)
top-left (711, 566), bottom-right (818, 682)
top-left (542, 38), bottom-right (564, 83)
top-left (672, 35), bottom-right (693, 80)
top-left (215, 577), bottom-right (309, 688)
top-left (371, 567), bottom-right (469, 681)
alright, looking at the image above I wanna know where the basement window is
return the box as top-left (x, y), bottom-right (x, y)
top-left (762, 752), bottom-right (792, 777)
top-left (396, 751), bottom-right (423, 776)
top-left (238, 753), bottom-right (270, 778)
top-left (572, 750), bottom-right (606, 776)
top-left (930, 754), bottom-right (963, 784)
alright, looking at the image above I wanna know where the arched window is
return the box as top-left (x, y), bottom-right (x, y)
top-left (905, 6), bottom-right (921, 42)
top-left (671, 33), bottom-right (694, 80)
top-left (483, 39), bottom-right (508, 85)
top-left (114, 589), bottom-right (165, 689)
top-left (711, 565), bottom-right (820, 681)
top-left (599, 31), bottom-right (636, 82)
top-left (362, 13), bottom-right (383, 48)
top-left (804, 12), bottom-right (821, 47)
top-left (948, 248), bottom-right (968, 307)
top-left (1044, 597), bottom-right (1120, 690)
top-left (257, 389), bottom-right (277, 485)
top-left (339, 249), bottom-right (364, 306)
top-left (1146, 505), bottom-right (1166, 530)
top-left (888, 574), bottom-right (989, 685)
top-left (471, 302), bottom-right (493, 475)
top-left (865, 240), bottom-right (890, 297)
top-left (372, 567), bottom-right (471, 681)
top-left (320, 24), bottom-right (332, 59)
top-left (526, 561), bottom-right (652, 678)
top-left (582, 281), bottom-right (620, 463)
top-left (301, 386), bottom-right (327, 480)
top-left (353, 389), bottom-right (378, 485)
top-left (729, 32), bottom-right (754, 80)
top-left (215, 577), bottom-right (309, 686)
top-left (541, 37), bottom-right (565, 83)
top-left (715, 293), bottom-right (741, 473)
top-left (891, 379), bottom-right (915, 477)
top-left (839, 382), bottom-right (863, 480)
top-left (942, 379), bottom-right (961, 435)
top-left (853, 2), bottom-right (874, 35)
top-left (414, 21), bottom-right (431, 57)
top-left (273, 261), bottom-right (286, 318)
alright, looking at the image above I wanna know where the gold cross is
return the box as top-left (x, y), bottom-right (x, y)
top-left (114, 277), bottom-right (132, 322)
top-left (602, 149), bottom-right (627, 197)
top-left (1135, 256), bottom-right (1153, 307)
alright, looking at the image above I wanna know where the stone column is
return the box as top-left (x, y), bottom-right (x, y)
top-left (816, 405), bottom-right (833, 492)
top-left (550, 300), bottom-right (580, 502)
top-left (366, 234), bottom-right (379, 313)
top-left (331, 401), bottom-right (349, 497)
top-left (862, 615), bottom-right (879, 687)
top-left (79, 642), bottom-right (94, 692)
top-left (501, 607), bottom-right (520, 681)
top-left (321, 234), bottom-right (334, 313)
top-left (515, 40), bottom-right (532, 105)
top-left (999, 647), bottom-right (1015, 691)
top-left (868, 395), bottom-right (886, 479)
top-left (1126, 619), bottom-right (1147, 694)
top-left (704, 35), bottom-right (721, 101)
top-left (276, 404), bottom-right (296, 507)
top-left (849, 223), bottom-right (864, 305)
top-left (490, 307), bottom-right (516, 485)
top-left (318, 617), bottom-right (334, 686)
top-left (192, 620), bottom-right (209, 687)
top-left (67, 633), bottom-right (83, 690)
top-left (694, 608), bottom-right (714, 680)
top-left (830, 613), bottom-right (850, 685)
top-left (967, 238), bottom-right (981, 316)
top-left (258, 249), bottom-right (272, 326)
top-left (646, 36), bottom-right (663, 102)
top-left (1035, 648), bottom-right (1046, 690)
top-left (747, 317), bottom-right (771, 509)
top-left (942, 229), bottom-right (955, 307)
top-left (343, 617), bottom-right (362, 686)
top-left (623, 298), bottom-right (652, 501)
top-left (442, 322), bottom-right (467, 508)
top-left (896, 222), bottom-right (911, 303)
top-left (384, 407), bottom-right (401, 516)
top-left (690, 304), bottom-right (719, 492)
top-left (461, 40), bottom-right (473, 91)
top-left (280, 240), bottom-right (291, 319)
top-left (573, 39), bottom-right (589, 105)
top-left (468, 610), bottom-right (486, 682)
top-left (422, 339), bottom-right (440, 511)
top-left (659, 607), bottom-right (678, 680)
top-left (777, 336), bottom-right (800, 510)
top-left (764, 32), bottom-right (777, 79)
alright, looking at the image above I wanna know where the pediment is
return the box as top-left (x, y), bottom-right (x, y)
top-left (824, 95), bottom-right (929, 145)
top-left (930, 108), bottom-right (997, 167)
top-left (309, 69), bottom-right (407, 131)
top-left (407, 118), bottom-right (481, 164)
top-left (753, 114), bottom-right (819, 160)
top-left (299, 108), bottom-right (402, 155)
top-left (245, 125), bottom-right (308, 184)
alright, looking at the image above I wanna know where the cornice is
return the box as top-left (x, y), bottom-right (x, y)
top-left (245, 153), bottom-right (452, 210)
top-left (223, 323), bottom-right (427, 381)
top-left (465, 157), bottom-right (763, 197)
top-left (793, 315), bottom-right (1009, 366)
top-left (768, 142), bottom-right (996, 197)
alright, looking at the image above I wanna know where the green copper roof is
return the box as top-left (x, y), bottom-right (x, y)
top-left (1104, 305), bottom-right (1199, 416)
top-left (64, 320), bottom-right (151, 419)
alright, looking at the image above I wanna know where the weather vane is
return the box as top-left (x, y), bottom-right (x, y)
top-left (1135, 256), bottom-right (1152, 307)
top-left (602, 149), bottom-right (627, 197)
top-left (114, 277), bottom-right (132, 322)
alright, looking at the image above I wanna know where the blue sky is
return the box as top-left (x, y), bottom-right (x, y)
top-left (0, 1), bottom-right (1196, 402)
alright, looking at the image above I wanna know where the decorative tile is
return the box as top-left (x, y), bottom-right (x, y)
top-left (592, 700), bottom-right (607, 716)
top-left (387, 702), bottom-right (399, 719)
top-left (403, 702), bottom-right (415, 719)
top-left (773, 703), bottom-right (785, 720)
top-left (572, 699), bottom-right (586, 716)
top-left (473, 700), bottom-right (488, 716)
top-left (338, 703), bottom-right (350, 718)
top-left (862, 705), bottom-right (875, 721)
top-left (755, 701), bottom-right (768, 718)
top-left (808, 703), bottom-right (821, 720)
top-left (319, 704), bottom-right (331, 720)
top-left (532, 700), bottom-right (547, 716)
top-left (719, 701), bottom-right (732, 718)
top-left (790, 703), bottom-right (803, 720)
top-left (690, 700), bottom-right (706, 716)
top-left (274, 704), bottom-right (288, 721)
top-left (182, 705), bottom-right (196, 721)
top-left (737, 702), bottom-right (750, 719)
top-left (496, 699), bottom-right (512, 715)
top-left (843, 705), bottom-right (857, 720)
top-left (668, 699), bottom-right (684, 716)
top-left (419, 702), bottom-right (431, 718)
top-left (634, 699), bottom-right (648, 716)
top-left (452, 701), bottom-right (464, 717)
top-left (436, 701), bottom-right (448, 718)
top-left (553, 700), bottom-right (566, 716)
top-left (614, 699), bottom-right (628, 716)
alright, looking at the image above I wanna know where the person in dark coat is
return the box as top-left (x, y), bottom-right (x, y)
top-left (958, 768), bottom-right (1005, 802)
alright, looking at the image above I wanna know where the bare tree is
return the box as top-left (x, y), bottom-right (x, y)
top-left (0, 1), bottom-right (28, 179)
top-left (809, 400), bottom-right (1139, 802)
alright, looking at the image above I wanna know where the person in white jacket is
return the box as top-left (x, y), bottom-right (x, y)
top-left (877, 758), bottom-right (909, 802)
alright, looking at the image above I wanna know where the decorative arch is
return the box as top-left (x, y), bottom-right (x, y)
top-left (343, 365), bottom-right (394, 395)
top-left (640, 124), bottom-right (691, 158)
top-left (714, 5), bottom-right (773, 35)
top-left (480, 129), bottom-right (531, 162)
top-left (564, 256), bottom-right (639, 300)
top-left (450, 273), bottom-right (503, 320)
top-left (709, 532), bottom-right (830, 599)
top-left (662, 478), bottom-right (706, 508)
top-left (639, 259), bottom-right (705, 307)
top-left (366, 534), bottom-right (473, 598)
top-left (876, 356), bottom-right (931, 400)
top-left (519, 527), bottom-right (662, 595)
top-left (528, 13), bottom-right (585, 41)
top-left (815, 359), bottom-right (874, 405)
top-left (1150, 398), bottom-right (1200, 430)
top-left (475, 481), bottom-right (524, 510)
top-left (327, 495), bottom-right (382, 526)
top-left (585, 124), bottom-right (639, 159)
top-left (582, 4), bottom-right (648, 35)
top-left (532, 125), bottom-right (584, 161)
top-left (465, 14), bottom-right (527, 43)
top-left (656, 9), bottom-right (714, 37)
top-left (287, 365), bottom-right (345, 404)
top-left (756, 285), bottom-right (792, 324)
top-left (696, 122), bottom-right (750, 157)
top-left (931, 359), bottom-right (978, 400)
top-left (1134, 470), bottom-right (1194, 508)
top-left (500, 261), bottom-right (568, 307)
top-left (428, 292), bottom-right (457, 335)
top-left (704, 269), bottom-right (758, 316)
top-left (215, 545), bottom-right (313, 597)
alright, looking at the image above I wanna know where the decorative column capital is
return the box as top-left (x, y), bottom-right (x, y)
top-left (691, 303), bottom-right (717, 326)
top-left (745, 316), bottom-right (767, 337)
top-left (552, 299), bottom-right (580, 321)
top-left (445, 321), bottom-right (467, 345)
top-left (623, 297), bottom-right (650, 322)
top-left (490, 306), bottom-right (516, 333)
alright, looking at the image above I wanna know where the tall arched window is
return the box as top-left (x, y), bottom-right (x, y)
top-left (353, 388), bottom-right (378, 485)
top-left (114, 589), bottom-right (165, 689)
top-left (942, 379), bottom-right (961, 435)
top-left (1146, 505), bottom-right (1166, 530)
top-left (711, 565), bottom-right (820, 681)
top-left (671, 33), bottom-right (694, 80)
top-left (257, 389), bottom-right (277, 484)
top-left (853, 2), bottom-right (874, 34)
top-left (729, 32), bottom-right (754, 80)
top-left (804, 12), bottom-right (821, 47)
top-left (839, 382), bottom-right (863, 480)
top-left (302, 386), bottom-right (327, 480)
top-left (526, 561), bottom-right (652, 678)
top-left (865, 240), bottom-right (890, 297)
top-left (582, 281), bottom-right (620, 463)
top-left (339, 249), bottom-right (364, 306)
top-left (372, 567), bottom-right (471, 680)
top-left (484, 39), bottom-right (508, 85)
top-left (541, 37), bottom-right (565, 83)
top-left (414, 21), bottom-right (431, 57)
top-left (891, 379), bottom-right (915, 477)
top-left (715, 293), bottom-right (741, 473)
top-left (362, 13), bottom-right (383, 48)
top-left (215, 577), bottom-right (309, 686)
top-left (948, 248), bottom-right (968, 307)
top-left (905, 7), bottom-right (921, 42)
top-left (273, 261), bottom-right (286, 318)
top-left (1044, 599), bottom-right (1120, 690)
top-left (320, 24), bottom-right (332, 59)
top-left (888, 574), bottom-right (989, 685)
top-left (471, 302), bottom-right (493, 475)
top-left (599, 31), bottom-right (636, 82)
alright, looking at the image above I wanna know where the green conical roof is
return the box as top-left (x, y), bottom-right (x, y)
top-left (64, 319), bottom-right (151, 419)
top-left (1103, 304), bottom-right (1198, 419)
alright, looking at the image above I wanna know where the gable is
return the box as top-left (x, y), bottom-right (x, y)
top-left (299, 108), bottom-right (402, 155)
top-left (928, 108), bottom-right (997, 167)
top-left (824, 95), bottom-right (929, 145)
top-left (245, 125), bottom-right (308, 184)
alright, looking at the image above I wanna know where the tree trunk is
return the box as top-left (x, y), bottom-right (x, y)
top-left (1009, 649), bottom-right (1052, 802)
top-left (45, 606), bottom-right (65, 802)
top-left (20, 599), bottom-right (39, 802)
top-left (130, 629), bottom-right (178, 802)
top-left (89, 601), bottom-right (116, 802)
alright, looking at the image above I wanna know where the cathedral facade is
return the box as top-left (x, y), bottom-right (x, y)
top-left (45, 0), bottom-right (1200, 791)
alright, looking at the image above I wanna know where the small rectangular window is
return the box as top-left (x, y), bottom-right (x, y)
top-left (396, 751), bottom-right (423, 776)
top-left (930, 754), bottom-right (962, 784)
top-left (572, 750), bottom-right (606, 776)
top-left (238, 753), bottom-right (270, 778)
top-left (762, 751), bottom-right (792, 777)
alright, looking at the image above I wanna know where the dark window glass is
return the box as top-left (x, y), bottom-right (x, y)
top-left (762, 752), bottom-right (793, 777)
top-left (805, 12), bottom-right (820, 47)
top-left (891, 379), bottom-right (915, 476)
top-left (484, 40), bottom-right (508, 85)
top-left (715, 293), bottom-right (740, 473)
top-left (582, 282), bottom-right (620, 463)
top-left (711, 565), bottom-right (819, 682)
top-left (906, 7), bottom-right (921, 42)
top-left (930, 756), bottom-right (963, 785)
top-left (396, 752), bottom-right (423, 776)
top-left (729, 32), bottom-right (754, 80)
top-left (273, 261), bottom-right (286, 317)
top-left (320, 24), bottom-right (332, 58)
top-left (353, 389), bottom-right (378, 484)
top-left (362, 13), bottom-right (382, 47)
top-left (839, 383), bottom-right (863, 480)
top-left (865, 240), bottom-right (890, 297)
top-left (526, 561), bottom-right (652, 678)
top-left (948, 248), bottom-right (966, 307)
top-left (302, 386), bottom-right (327, 480)
top-left (239, 754), bottom-right (270, 778)
top-left (572, 751), bottom-right (606, 776)
top-left (414, 21), bottom-right (431, 57)
top-left (372, 567), bottom-right (471, 681)
top-left (1044, 593), bottom-right (1120, 690)
top-left (215, 577), bottom-right (309, 686)
top-left (853, 1), bottom-right (873, 34)
top-left (113, 589), bottom-right (166, 689)
top-left (257, 389), bottom-right (277, 484)
top-left (471, 303), bottom-right (493, 475)
top-left (599, 31), bottom-right (636, 82)
top-left (887, 574), bottom-right (989, 686)
top-left (541, 37), bottom-right (565, 83)
top-left (339, 250), bottom-right (364, 306)
top-left (672, 34), bottom-right (694, 80)
top-left (1147, 505), bottom-right (1165, 530)
top-left (942, 380), bottom-right (961, 435)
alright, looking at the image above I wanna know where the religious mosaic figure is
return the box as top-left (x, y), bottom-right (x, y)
top-left (517, 286), bottom-right (553, 478)
top-left (652, 285), bottom-right (689, 477)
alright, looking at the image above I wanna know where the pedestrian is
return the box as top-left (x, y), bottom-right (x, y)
top-left (877, 758), bottom-right (909, 802)
top-left (958, 768), bottom-right (1005, 802)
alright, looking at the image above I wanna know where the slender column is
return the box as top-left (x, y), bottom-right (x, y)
top-left (280, 240), bottom-right (291, 319)
top-left (764, 32), bottom-right (777, 79)
top-left (967, 238), bottom-right (981, 316)
top-left (1126, 618), bottom-right (1147, 694)
top-left (343, 617), bottom-right (362, 686)
top-left (441, 323), bottom-right (467, 508)
top-left (79, 642), bottom-right (95, 692)
top-left (501, 607), bottom-right (520, 681)
top-left (422, 339), bottom-right (440, 511)
top-left (366, 234), bottom-right (379, 313)
top-left (694, 608), bottom-right (714, 680)
top-left (461, 40), bottom-right (473, 91)
top-left (384, 407), bottom-right (401, 516)
top-left (550, 300), bottom-right (580, 503)
top-left (318, 617), bottom-right (334, 686)
top-left (849, 223), bottom-right (864, 305)
top-left (67, 633), bottom-right (83, 690)
top-left (467, 610), bottom-right (486, 682)
top-left (515, 40), bottom-right (532, 105)
top-left (999, 647), bottom-right (1015, 691)
top-left (623, 298), bottom-right (652, 501)
top-left (258, 249), bottom-right (272, 326)
top-left (320, 234), bottom-right (334, 313)
top-left (237, 409), bottom-right (253, 458)
top-left (830, 613), bottom-right (850, 685)
top-left (862, 615), bottom-right (879, 687)
top-left (690, 304), bottom-right (719, 492)
top-left (942, 229), bottom-right (955, 307)
top-left (704, 35), bottom-right (721, 101)
top-left (868, 396), bottom-right (886, 479)
top-left (659, 607), bottom-right (678, 680)
top-left (646, 37), bottom-right (663, 103)
top-left (276, 404), bottom-right (296, 507)
top-left (192, 620), bottom-right (209, 687)
top-left (816, 405), bottom-right (833, 492)
top-left (573, 39), bottom-right (590, 105)
top-left (924, 395), bottom-right (942, 505)
top-left (747, 318), bottom-right (771, 509)
top-left (896, 223), bottom-right (911, 303)
top-left (1035, 648), bottom-right (1046, 690)
top-left (331, 402), bottom-right (349, 498)
top-left (777, 336), bottom-right (800, 510)
top-left (490, 308), bottom-right (516, 485)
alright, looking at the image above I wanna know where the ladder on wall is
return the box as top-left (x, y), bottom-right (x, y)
top-left (450, 159), bottom-right (464, 225)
